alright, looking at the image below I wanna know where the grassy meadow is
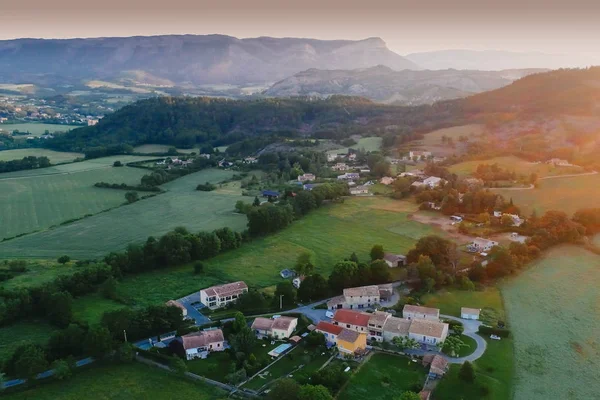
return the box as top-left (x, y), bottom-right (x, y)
top-left (0, 164), bottom-right (147, 240)
top-left (0, 260), bottom-right (80, 290)
top-left (326, 136), bottom-right (382, 155)
top-left (422, 287), bottom-right (506, 321)
top-left (0, 123), bottom-right (82, 135)
top-left (338, 353), bottom-right (427, 400)
top-left (133, 144), bottom-right (197, 154)
top-left (0, 169), bottom-right (248, 258)
top-left (0, 320), bottom-right (58, 363)
top-left (449, 155), bottom-right (583, 178)
top-left (494, 173), bottom-right (600, 215)
top-left (2, 363), bottom-right (226, 400)
top-left (0, 148), bottom-right (84, 163)
top-left (501, 245), bottom-right (600, 400)
top-left (112, 197), bottom-right (435, 306)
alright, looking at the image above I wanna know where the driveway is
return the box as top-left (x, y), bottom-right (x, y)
top-left (177, 292), bottom-right (210, 326)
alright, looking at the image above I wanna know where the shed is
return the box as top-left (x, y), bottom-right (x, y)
top-left (461, 307), bottom-right (481, 320)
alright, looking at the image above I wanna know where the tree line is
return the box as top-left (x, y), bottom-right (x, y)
top-left (0, 156), bottom-right (51, 173)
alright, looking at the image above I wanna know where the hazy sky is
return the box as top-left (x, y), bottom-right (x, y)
top-left (2, 0), bottom-right (599, 55)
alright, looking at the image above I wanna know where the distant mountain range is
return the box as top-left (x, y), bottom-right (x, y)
top-left (405, 50), bottom-right (599, 71)
top-left (264, 65), bottom-right (546, 105)
top-left (0, 35), bottom-right (419, 86)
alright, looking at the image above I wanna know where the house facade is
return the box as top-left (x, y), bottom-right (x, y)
top-left (315, 321), bottom-right (343, 346)
top-left (383, 253), bottom-right (407, 268)
top-left (367, 311), bottom-right (391, 342)
top-left (171, 329), bottom-right (225, 360)
top-left (331, 309), bottom-right (370, 333)
top-left (328, 285), bottom-right (381, 310)
top-left (332, 163), bottom-right (349, 171)
top-left (350, 185), bottom-right (369, 195)
top-left (251, 316), bottom-right (298, 339)
top-left (403, 305), bottom-right (440, 321)
top-left (336, 329), bottom-right (367, 355)
top-left (408, 319), bottom-right (449, 346)
top-left (199, 281), bottom-right (248, 310)
top-left (461, 307), bottom-right (481, 320)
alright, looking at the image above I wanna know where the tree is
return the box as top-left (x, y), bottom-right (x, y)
top-left (442, 335), bottom-right (467, 357)
top-left (398, 392), bottom-right (421, 400)
top-left (500, 214), bottom-right (514, 227)
top-left (298, 274), bottom-right (329, 303)
top-left (268, 378), bottom-right (301, 400)
top-left (230, 326), bottom-right (256, 356)
top-left (298, 384), bottom-right (333, 400)
top-left (14, 345), bottom-right (48, 379)
top-left (170, 357), bottom-right (188, 375)
top-left (459, 361), bottom-right (476, 383)
top-left (113, 160), bottom-right (123, 167)
top-left (46, 291), bottom-right (73, 328)
top-left (349, 252), bottom-right (359, 263)
top-left (392, 336), bottom-right (419, 350)
top-left (0, 372), bottom-right (5, 392)
top-left (370, 245), bottom-right (385, 261)
top-left (193, 261), bottom-right (204, 274)
top-left (225, 367), bottom-right (247, 385)
top-left (51, 359), bottom-right (72, 380)
top-left (294, 252), bottom-right (315, 277)
top-left (306, 331), bottom-right (326, 347)
top-left (369, 260), bottom-right (392, 284)
top-left (84, 326), bottom-right (113, 358)
top-left (253, 196), bottom-right (261, 207)
top-left (57, 255), bottom-right (71, 264)
top-left (275, 281), bottom-right (297, 308)
top-left (232, 312), bottom-right (247, 333)
top-left (114, 342), bottom-right (135, 363)
top-left (328, 261), bottom-right (359, 292)
top-left (100, 276), bottom-right (119, 300)
top-left (125, 191), bottom-right (139, 204)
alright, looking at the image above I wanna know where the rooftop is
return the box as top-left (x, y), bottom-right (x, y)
top-left (408, 319), bottom-right (447, 339)
top-left (315, 321), bottom-right (344, 336)
top-left (337, 328), bottom-right (361, 343)
top-left (382, 316), bottom-right (411, 335)
top-left (461, 307), bottom-right (481, 316)
top-left (181, 329), bottom-right (224, 350)
top-left (368, 311), bottom-right (391, 327)
top-left (333, 309), bottom-right (371, 327)
top-left (202, 281), bottom-right (248, 298)
top-left (383, 253), bottom-right (406, 263)
top-left (272, 316), bottom-right (297, 330)
top-left (403, 304), bottom-right (440, 317)
top-left (343, 285), bottom-right (380, 297)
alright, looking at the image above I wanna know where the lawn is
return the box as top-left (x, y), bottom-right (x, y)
top-left (2, 362), bottom-right (226, 400)
top-left (501, 245), bottom-right (600, 400)
top-left (0, 320), bottom-right (57, 363)
top-left (448, 155), bottom-right (583, 178)
top-left (0, 163), bottom-right (148, 240)
top-left (0, 148), bottom-right (84, 163)
top-left (0, 123), bottom-right (81, 135)
top-left (113, 197), bottom-right (436, 306)
top-left (133, 144), bottom-right (197, 154)
top-left (422, 287), bottom-right (505, 321)
top-left (72, 293), bottom-right (127, 325)
top-left (326, 136), bottom-right (382, 155)
top-left (338, 353), bottom-right (427, 400)
top-left (0, 169), bottom-right (248, 258)
top-left (445, 335), bottom-right (478, 358)
top-left (494, 173), bottom-right (600, 216)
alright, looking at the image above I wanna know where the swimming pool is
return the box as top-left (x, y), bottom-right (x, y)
top-left (268, 343), bottom-right (292, 357)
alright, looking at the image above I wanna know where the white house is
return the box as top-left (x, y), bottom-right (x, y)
top-left (408, 150), bottom-right (432, 161)
top-left (403, 305), bottom-right (440, 321)
top-left (251, 316), bottom-right (298, 339)
top-left (350, 185), bottom-right (369, 195)
top-left (175, 329), bottom-right (225, 360)
top-left (243, 157), bottom-right (258, 164)
top-left (200, 281), bottom-right (248, 310)
top-left (338, 172), bottom-right (360, 180)
top-left (422, 176), bottom-right (443, 188)
top-left (332, 163), bottom-right (349, 171)
top-left (328, 286), bottom-right (380, 310)
top-left (461, 307), bottom-right (481, 320)
top-left (468, 237), bottom-right (499, 253)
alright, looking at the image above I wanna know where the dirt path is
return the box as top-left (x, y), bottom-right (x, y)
top-left (408, 213), bottom-right (473, 244)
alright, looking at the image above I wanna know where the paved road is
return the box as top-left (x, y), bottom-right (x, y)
top-left (177, 292), bottom-right (211, 326)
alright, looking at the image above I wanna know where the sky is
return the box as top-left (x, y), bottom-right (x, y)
top-left (1, 0), bottom-right (600, 56)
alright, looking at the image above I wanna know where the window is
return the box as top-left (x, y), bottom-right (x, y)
top-left (217, 343), bottom-right (220, 347)
top-left (346, 324), bottom-right (350, 328)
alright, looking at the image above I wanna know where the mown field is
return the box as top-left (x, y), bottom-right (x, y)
top-left (0, 164), bottom-right (148, 240)
top-left (0, 148), bottom-right (84, 163)
top-left (113, 197), bottom-right (436, 306)
top-left (494, 173), bottom-right (600, 215)
top-left (501, 245), bottom-right (600, 400)
top-left (338, 353), bottom-right (427, 400)
top-left (0, 123), bottom-right (81, 135)
top-left (133, 144), bottom-right (197, 154)
top-left (449, 155), bottom-right (583, 178)
top-left (2, 363), bottom-right (226, 400)
top-left (326, 136), bottom-right (382, 155)
top-left (0, 169), bottom-right (248, 258)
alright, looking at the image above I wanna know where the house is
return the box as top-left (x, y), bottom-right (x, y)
top-left (380, 176), bottom-right (395, 185)
top-left (331, 163), bottom-right (349, 171)
top-left (328, 285), bottom-right (381, 310)
top-left (450, 216), bottom-right (463, 223)
top-left (408, 319), bottom-right (449, 345)
top-left (546, 158), bottom-right (571, 166)
top-left (382, 316), bottom-right (411, 342)
top-left (165, 300), bottom-right (187, 317)
top-left (408, 150), bottom-right (432, 161)
top-left (251, 316), bottom-right (298, 339)
top-left (87, 119), bottom-right (99, 126)
top-left (338, 172), bottom-right (360, 180)
top-left (200, 281), bottom-right (248, 310)
top-left (461, 307), bottom-right (481, 320)
top-left (350, 185), bottom-right (369, 195)
top-left (505, 213), bottom-right (524, 227)
top-left (348, 153), bottom-right (357, 161)
top-left (280, 269), bottom-right (296, 279)
top-left (403, 305), bottom-right (440, 321)
top-left (170, 329), bottom-right (225, 360)
top-left (468, 237), bottom-right (499, 253)
top-left (331, 309), bottom-right (370, 333)
top-left (315, 321), bottom-right (344, 346)
top-left (493, 211), bottom-right (502, 218)
top-left (378, 284), bottom-right (394, 302)
top-left (359, 168), bottom-right (371, 174)
top-left (298, 173), bottom-right (316, 182)
top-left (327, 153), bottom-right (338, 162)
top-left (303, 183), bottom-right (319, 191)
top-left (422, 176), bottom-right (443, 188)
top-left (243, 157), bottom-right (258, 164)
top-left (367, 311), bottom-right (392, 342)
top-left (199, 153), bottom-right (211, 159)
top-left (422, 354), bottom-right (449, 378)
top-left (383, 253), bottom-right (407, 268)
top-left (262, 190), bottom-right (280, 199)
top-left (336, 329), bottom-right (367, 356)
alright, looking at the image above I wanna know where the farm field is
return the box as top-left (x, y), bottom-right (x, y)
top-left (501, 245), bottom-right (600, 400)
top-left (338, 353), bottom-right (427, 400)
top-left (0, 169), bottom-right (248, 258)
top-left (113, 197), bottom-right (436, 306)
top-left (326, 136), bottom-right (382, 155)
top-left (2, 362), bottom-right (226, 400)
top-left (0, 123), bottom-right (82, 135)
top-left (0, 320), bottom-right (57, 363)
top-left (0, 148), bottom-right (84, 163)
top-left (0, 164), bottom-right (147, 240)
top-left (133, 144), bottom-right (197, 154)
top-left (449, 155), bottom-right (583, 178)
top-left (494, 173), bottom-right (600, 215)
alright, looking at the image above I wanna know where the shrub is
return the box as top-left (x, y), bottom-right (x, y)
top-left (113, 161), bottom-right (123, 167)
top-left (478, 325), bottom-right (510, 338)
top-left (57, 255), bottom-right (71, 264)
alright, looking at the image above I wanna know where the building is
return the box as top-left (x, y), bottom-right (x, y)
top-left (262, 190), bottom-right (280, 199)
top-left (383, 253), bottom-right (407, 268)
top-left (87, 118), bottom-right (99, 126)
top-left (337, 172), bottom-right (360, 180)
top-left (546, 158), bottom-right (571, 166)
top-left (367, 311), bottom-right (392, 342)
top-left (348, 153), bottom-right (357, 161)
top-left (331, 309), bottom-right (370, 333)
top-left (327, 153), bottom-right (338, 162)
top-left (422, 176), bottom-right (443, 188)
top-left (378, 284), bottom-right (394, 302)
top-left (336, 329), bottom-right (367, 356)
top-left (380, 176), bottom-right (395, 185)
top-left (280, 269), bottom-right (296, 279)
top-left (403, 305), bottom-right (440, 321)
top-left (422, 354), bottom-right (449, 378)
top-left (382, 316), bottom-right (412, 342)
top-left (328, 285), bottom-right (381, 310)
top-left (461, 307), bottom-right (481, 320)
top-left (200, 281), bottom-right (248, 310)
top-left (251, 316), bottom-right (298, 339)
top-left (468, 237), bottom-right (499, 253)
top-left (408, 150), bottom-right (432, 161)
top-left (350, 185), bottom-right (370, 195)
top-left (298, 173), bottom-right (316, 182)
top-left (165, 300), bottom-right (188, 317)
top-left (315, 321), bottom-right (343, 346)
top-left (408, 319), bottom-right (449, 346)
top-left (243, 157), bottom-right (258, 164)
top-left (170, 329), bottom-right (225, 360)
top-left (331, 163), bottom-right (349, 171)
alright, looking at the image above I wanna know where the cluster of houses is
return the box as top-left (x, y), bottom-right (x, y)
top-left (328, 152), bottom-right (357, 163)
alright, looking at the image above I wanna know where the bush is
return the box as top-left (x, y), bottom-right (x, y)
top-left (113, 161), bottom-right (123, 167)
top-left (196, 182), bottom-right (217, 191)
top-left (57, 255), bottom-right (71, 264)
top-left (478, 325), bottom-right (510, 338)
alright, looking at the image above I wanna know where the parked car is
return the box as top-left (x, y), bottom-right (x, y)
top-left (490, 334), bottom-right (501, 340)
top-left (325, 311), bottom-right (334, 318)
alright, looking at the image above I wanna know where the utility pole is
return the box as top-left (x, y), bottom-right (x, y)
top-left (280, 295), bottom-right (284, 310)
top-left (123, 329), bottom-right (128, 343)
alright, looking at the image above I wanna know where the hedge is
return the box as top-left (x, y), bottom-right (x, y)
top-left (478, 325), bottom-right (511, 338)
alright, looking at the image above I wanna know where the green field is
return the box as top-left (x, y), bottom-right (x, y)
top-left (0, 320), bottom-right (57, 363)
top-left (0, 123), bottom-right (82, 135)
top-left (449, 155), bottom-right (583, 178)
top-left (0, 149), bottom-right (84, 163)
top-left (338, 353), bottom-right (427, 400)
top-left (0, 169), bottom-right (248, 258)
top-left (72, 293), bottom-right (127, 325)
top-left (0, 260), bottom-right (79, 290)
top-left (133, 144), bottom-right (197, 154)
top-left (2, 363), bottom-right (226, 400)
top-left (327, 136), bottom-right (382, 155)
top-left (494, 173), bottom-right (600, 215)
top-left (0, 163), bottom-right (148, 240)
top-left (422, 287), bottom-right (506, 320)
top-left (112, 197), bottom-right (435, 306)
top-left (501, 245), bottom-right (600, 400)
